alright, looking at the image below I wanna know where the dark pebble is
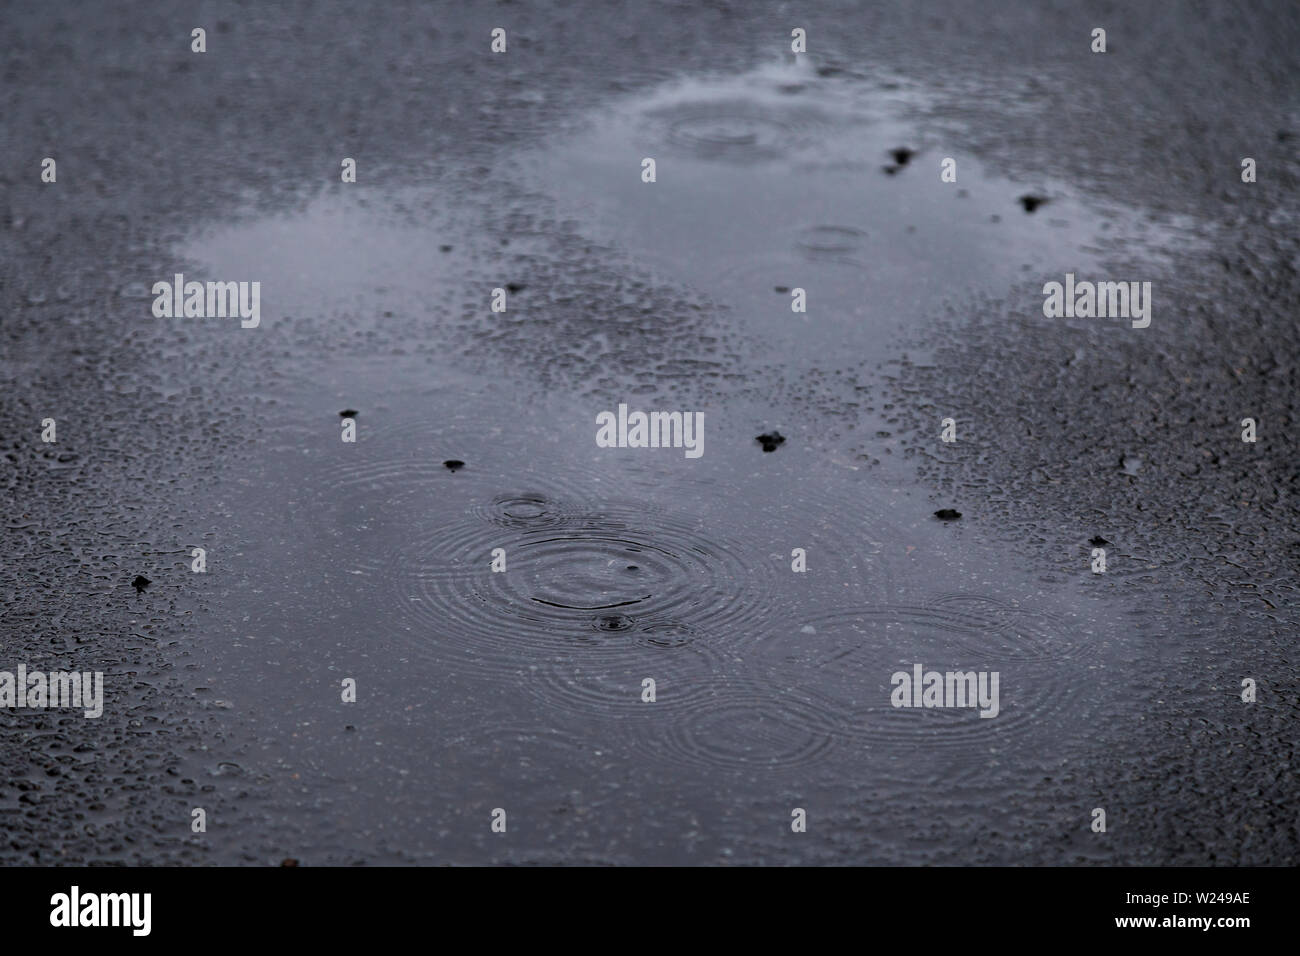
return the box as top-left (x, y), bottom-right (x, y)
top-left (890, 147), bottom-right (916, 166)
top-left (756, 431), bottom-right (786, 453)
top-left (934, 509), bottom-right (962, 521)
top-left (1089, 535), bottom-right (1109, 546)
top-left (1018, 194), bottom-right (1048, 213)
top-left (131, 575), bottom-right (151, 592)
top-left (339, 409), bottom-right (358, 418)
top-left (443, 460), bottom-right (465, 472)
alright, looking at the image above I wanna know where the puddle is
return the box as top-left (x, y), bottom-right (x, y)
top-left (178, 192), bottom-right (472, 327)
top-left (170, 369), bottom-right (1140, 861)
top-left (168, 60), bottom-right (1183, 863)
top-left (528, 60), bottom-right (1176, 370)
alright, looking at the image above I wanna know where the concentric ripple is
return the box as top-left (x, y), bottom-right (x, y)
top-left (305, 417), bottom-right (595, 516)
top-left (917, 592), bottom-right (1094, 663)
top-left (795, 224), bottom-right (869, 264)
top-left (470, 492), bottom-right (589, 531)
top-left (524, 641), bottom-right (727, 719)
top-left (524, 642), bottom-right (852, 774)
top-left (780, 597), bottom-right (1101, 757)
top-left (804, 594), bottom-right (1092, 665)
top-left (649, 99), bottom-right (831, 163)
top-left (637, 671), bottom-right (841, 772)
top-left (381, 499), bottom-right (784, 674)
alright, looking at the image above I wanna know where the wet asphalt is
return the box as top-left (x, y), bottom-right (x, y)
top-left (1, 1), bottom-right (1297, 865)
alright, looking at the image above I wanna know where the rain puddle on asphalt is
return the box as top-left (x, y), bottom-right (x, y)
top-left (171, 61), bottom-right (1175, 863)
top-left (526, 59), bottom-right (1177, 372)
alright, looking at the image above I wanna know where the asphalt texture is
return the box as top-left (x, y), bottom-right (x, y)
top-left (1, 1), bottom-right (1297, 865)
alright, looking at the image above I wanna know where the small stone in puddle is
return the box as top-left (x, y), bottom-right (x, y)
top-left (439, 244), bottom-right (452, 252)
top-left (443, 460), bottom-right (465, 472)
top-left (1018, 194), bottom-right (1048, 213)
top-left (131, 575), bottom-right (151, 593)
top-left (1089, 535), bottom-right (1109, 546)
top-left (890, 147), bottom-right (916, 166)
top-left (934, 508), bottom-right (962, 521)
top-left (756, 431), bottom-right (786, 452)
top-left (625, 565), bottom-right (639, 572)
top-left (882, 164), bottom-right (901, 175)
top-left (339, 409), bottom-right (358, 418)
top-left (774, 285), bottom-right (790, 293)
top-left (506, 282), bottom-right (525, 293)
